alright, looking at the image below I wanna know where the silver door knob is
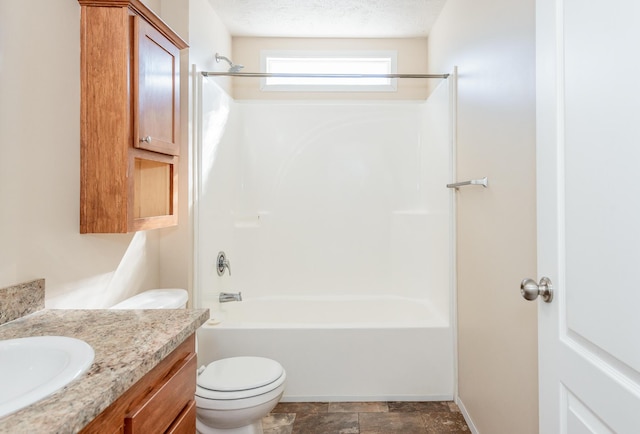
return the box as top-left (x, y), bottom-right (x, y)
top-left (140, 136), bottom-right (152, 143)
top-left (520, 277), bottom-right (553, 303)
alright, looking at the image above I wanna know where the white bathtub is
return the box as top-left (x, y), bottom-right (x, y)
top-left (197, 296), bottom-right (454, 402)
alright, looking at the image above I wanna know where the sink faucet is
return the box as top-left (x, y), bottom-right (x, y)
top-left (219, 292), bottom-right (242, 303)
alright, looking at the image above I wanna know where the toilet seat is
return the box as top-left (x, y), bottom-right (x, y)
top-left (196, 357), bottom-right (286, 401)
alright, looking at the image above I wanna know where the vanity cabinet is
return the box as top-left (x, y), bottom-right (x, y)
top-left (80, 334), bottom-right (197, 434)
top-left (78, 0), bottom-right (187, 233)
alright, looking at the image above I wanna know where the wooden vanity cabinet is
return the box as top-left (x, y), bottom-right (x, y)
top-left (78, 0), bottom-right (187, 233)
top-left (80, 334), bottom-right (197, 434)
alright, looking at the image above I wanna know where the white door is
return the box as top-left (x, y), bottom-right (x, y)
top-left (535, 0), bottom-right (640, 432)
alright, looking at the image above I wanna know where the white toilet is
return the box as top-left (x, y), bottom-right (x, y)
top-left (195, 356), bottom-right (286, 434)
top-left (111, 289), bottom-right (286, 434)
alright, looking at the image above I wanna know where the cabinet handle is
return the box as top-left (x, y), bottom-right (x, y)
top-left (140, 136), bottom-right (152, 144)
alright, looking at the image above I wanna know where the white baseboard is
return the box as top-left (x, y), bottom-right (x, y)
top-left (456, 396), bottom-right (479, 434)
top-left (281, 394), bottom-right (454, 403)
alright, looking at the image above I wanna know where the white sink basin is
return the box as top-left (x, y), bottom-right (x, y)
top-left (0, 336), bottom-right (95, 418)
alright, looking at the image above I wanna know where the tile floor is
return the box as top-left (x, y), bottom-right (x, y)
top-left (262, 401), bottom-right (470, 434)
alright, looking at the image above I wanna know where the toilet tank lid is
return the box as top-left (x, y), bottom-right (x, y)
top-left (110, 289), bottom-right (188, 309)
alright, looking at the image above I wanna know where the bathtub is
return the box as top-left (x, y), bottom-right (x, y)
top-left (197, 296), bottom-right (454, 402)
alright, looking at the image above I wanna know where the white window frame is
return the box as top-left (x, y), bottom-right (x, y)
top-left (260, 50), bottom-right (398, 92)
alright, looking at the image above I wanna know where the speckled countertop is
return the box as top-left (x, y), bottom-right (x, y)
top-left (0, 308), bottom-right (208, 433)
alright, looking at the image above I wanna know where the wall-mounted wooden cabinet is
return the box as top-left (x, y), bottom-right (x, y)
top-left (78, 0), bottom-right (187, 233)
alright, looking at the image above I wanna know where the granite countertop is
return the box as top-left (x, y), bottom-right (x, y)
top-left (0, 308), bottom-right (208, 433)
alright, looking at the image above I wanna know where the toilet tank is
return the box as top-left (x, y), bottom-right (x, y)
top-left (110, 289), bottom-right (188, 309)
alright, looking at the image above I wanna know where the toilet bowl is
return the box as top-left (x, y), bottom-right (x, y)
top-left (195, 356), bottom-right (286, 434)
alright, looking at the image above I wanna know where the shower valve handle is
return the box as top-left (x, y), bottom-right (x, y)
top-left (217, 251), bottom-right (231, 276)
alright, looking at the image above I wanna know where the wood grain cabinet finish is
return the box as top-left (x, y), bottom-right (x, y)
top-left (80, 334), bottom-right (197, 434)
top-left (78, 0), bottom-right (187, 233)
top-left (134, 17), bottom-right (181, 157)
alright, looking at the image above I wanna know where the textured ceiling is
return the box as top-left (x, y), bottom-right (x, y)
top-left (207, 0), bottom-right (448, 38)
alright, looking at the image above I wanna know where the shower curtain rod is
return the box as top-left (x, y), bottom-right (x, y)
top-left (201, 71), bottom-right (450, 79)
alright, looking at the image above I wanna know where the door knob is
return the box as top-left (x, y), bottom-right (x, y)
top-left (520, 277), bottom-right (553, 303)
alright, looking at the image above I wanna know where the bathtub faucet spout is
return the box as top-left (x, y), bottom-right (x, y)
top-left (219, 292), bottom-right (242, 303)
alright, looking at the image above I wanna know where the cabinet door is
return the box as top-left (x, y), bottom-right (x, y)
top-left (134, 16), bottom-right (180, 156)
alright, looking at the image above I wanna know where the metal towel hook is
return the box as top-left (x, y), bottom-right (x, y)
top-left (446, 177), bottom-right (488, 189)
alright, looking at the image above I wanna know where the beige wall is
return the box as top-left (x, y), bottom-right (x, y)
top-left (142, 0), bottom-right (161, 13)
top-left (0, 0), bottom-right (231, 308)
top-left (183, 0), bottom-right (234, 95)
top-left (427, 0), bottom-right (538, 433)
top-left (232, 37), bottom-right (429, 100)
top-left (0, 0), bottom-right (162, 307)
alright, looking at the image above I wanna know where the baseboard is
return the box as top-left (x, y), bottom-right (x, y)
top-left (281, 394), bottom-right (454, 403)
top-left (456, 396), bottom-right (479, 434)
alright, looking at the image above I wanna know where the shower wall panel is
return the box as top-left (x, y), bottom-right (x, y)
top-left (198, 79), bottom-right (241, 308)
top-left (224, 84), bottom-right (451, 313)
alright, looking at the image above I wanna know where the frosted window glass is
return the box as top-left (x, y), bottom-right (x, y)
top-left (260, 51), bottom-right (397, 92)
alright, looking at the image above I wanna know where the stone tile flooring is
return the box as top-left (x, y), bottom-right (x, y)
top-left (262, 401), bottom-right (470, 434)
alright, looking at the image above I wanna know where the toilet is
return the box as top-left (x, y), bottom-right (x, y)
top-left (110, 289), bottom-right (286, 434)
top-left (109, 289), bottom-right (188, 309)
top-left (195, 356), bottom-right (286, 434)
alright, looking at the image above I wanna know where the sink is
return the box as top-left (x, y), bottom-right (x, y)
top-left (0, 336), bottom-right (95, 418)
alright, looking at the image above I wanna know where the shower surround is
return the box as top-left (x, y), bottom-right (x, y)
top-left (195, 77), bottom-right (453, 400)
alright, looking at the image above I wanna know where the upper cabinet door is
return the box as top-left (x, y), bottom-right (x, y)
top-left (134, 17), bottom-right (181, 156)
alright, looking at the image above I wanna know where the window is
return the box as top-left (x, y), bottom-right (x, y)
top-left (260, 50), bottom-right (398, 92)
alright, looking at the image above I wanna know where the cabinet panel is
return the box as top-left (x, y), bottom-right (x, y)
top-left (134, 17), bottom-right (181, 156)
top-left (134, 159), bottom-right (171, 219)
top-left (79, 5), bottom-right (131, 234)
top-left (129, 149), bottom-right (177, 231)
